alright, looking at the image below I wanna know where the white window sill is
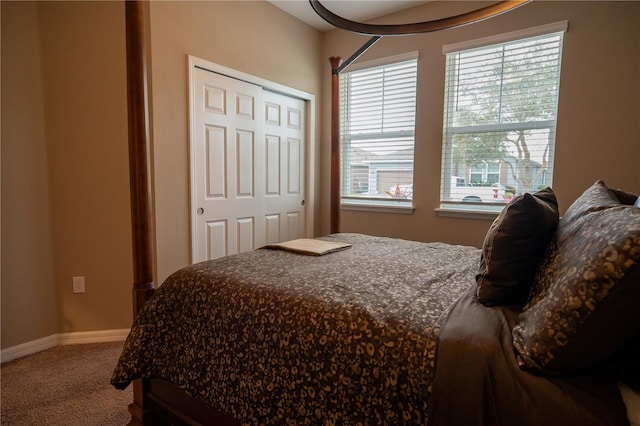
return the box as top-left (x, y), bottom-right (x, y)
top-left (341, 201), bottom-right (414, 214)
top-left (435, 207), bottom-right (499, 220)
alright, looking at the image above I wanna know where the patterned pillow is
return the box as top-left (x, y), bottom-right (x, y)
top-left (476, 188), bottom-right (559, 307)
top-left (512, 180), bottom-right (640, 374)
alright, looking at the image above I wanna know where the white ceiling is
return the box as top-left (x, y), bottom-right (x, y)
top-left (268, 0), bottom-right (428, 32)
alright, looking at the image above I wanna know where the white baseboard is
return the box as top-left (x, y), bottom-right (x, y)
top-left (0, 335), bottom-right (58, 364)
top-left (1, 329), bottom-right (130, 364)
top-left (56, 328), bottom-right (130, 345)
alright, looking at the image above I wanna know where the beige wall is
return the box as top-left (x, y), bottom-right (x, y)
top-left (1, 1), bottom-right (58, 348)
top-left (1, 1), bottom-right (323, 349)
top-left (321, 1), bottom-right (640, 247)
top-left (36, 1), bottom-right (133, 336)
top-left (2, 0), bottom-right (135, 349)
top-left (148, 1), bottom-right (323, 283)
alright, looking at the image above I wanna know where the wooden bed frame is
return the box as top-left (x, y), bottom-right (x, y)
top-left (122, 1), bottom-right (529, 424)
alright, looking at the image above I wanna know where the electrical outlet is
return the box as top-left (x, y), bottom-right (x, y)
top-left (72, 276), bottom-right (85, 294)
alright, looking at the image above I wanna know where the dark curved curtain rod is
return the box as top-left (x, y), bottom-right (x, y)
top-left (308, 0), bottom-right (530, 36)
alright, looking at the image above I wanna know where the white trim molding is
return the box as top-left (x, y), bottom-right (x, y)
top-left (56, 328), bottom-right (130, 345)
top-left (0, 335), bottom-right (57, 364)
top-left (344, 51), bottom-right (419, 73)
top-left (1, 329), bottom-right (130, 364)
top-left (442, 20), bottom-right (569, 54)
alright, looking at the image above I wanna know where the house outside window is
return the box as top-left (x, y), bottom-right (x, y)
top-left (340, 53), bottom-right (418, 210)
top-left (469, 161), bottom-right (500, 185)
top-left (440, 22), bottom-right (567, 212)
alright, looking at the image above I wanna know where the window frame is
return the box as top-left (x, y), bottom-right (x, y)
top-left (339, 52), bottom-right (419, 214)
top-left (437, 21), bottom-right (568, 218)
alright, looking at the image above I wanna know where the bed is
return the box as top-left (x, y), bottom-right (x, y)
top-left (112, 233), bottom-right (479, 424)
top-left (115, 0), bottom-right (640, 424)
top-left (113, 180), bottom-right (640, 425)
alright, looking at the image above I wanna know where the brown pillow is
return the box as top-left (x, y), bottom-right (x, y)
top-left (476, 188), bottom-right (559, 307)
top-left (512, 181), bottom-right (640, 374)
top-left (611, 187), bottom-right (640, 205)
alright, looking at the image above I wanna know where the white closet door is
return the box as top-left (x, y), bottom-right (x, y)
top-left (263, 90), bottom-right (306, 245)
top-left (191, 67), bottom-right (306, 262)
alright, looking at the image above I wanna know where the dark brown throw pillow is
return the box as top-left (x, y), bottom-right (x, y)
top-left (476, 188), bottom-right (559, 307)
top-left (611, 187), bottom-right (640, 205)
top-left (513, 180), bottom-right (640, 374)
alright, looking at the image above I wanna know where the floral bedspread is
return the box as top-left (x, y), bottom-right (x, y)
top-left (112, 233), bottom-right (480, 425)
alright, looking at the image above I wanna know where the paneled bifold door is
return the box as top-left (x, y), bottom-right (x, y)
top-left (191, 66), bottom-right (307, 263)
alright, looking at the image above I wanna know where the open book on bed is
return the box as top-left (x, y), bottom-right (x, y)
top-left (264, 238), bottom-right (351, 256)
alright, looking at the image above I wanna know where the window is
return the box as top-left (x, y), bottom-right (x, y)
top-left (340, 53), bottom-right (418, 210)
top-left (440, 22), bottom-right (567, 213)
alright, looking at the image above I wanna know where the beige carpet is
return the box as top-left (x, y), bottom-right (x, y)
top-left (1, 341), bottom-right (133, 425)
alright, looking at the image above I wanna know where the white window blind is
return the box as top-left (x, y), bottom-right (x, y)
top-left (440, 26), bottom-right (565, 212)
top-left (340, 57), bottom-right (418, 208)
